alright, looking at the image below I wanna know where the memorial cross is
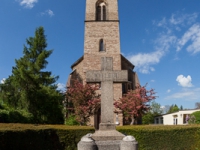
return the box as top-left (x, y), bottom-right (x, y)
top-left (86, 57), bottom-right (128, 126)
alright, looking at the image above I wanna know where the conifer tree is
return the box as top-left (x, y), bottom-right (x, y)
top-left (2, 27), bottom-right (63, 124)
top-left (167, 104), bottom-right (179, 114)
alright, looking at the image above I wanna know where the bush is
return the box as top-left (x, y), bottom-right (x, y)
top-left (65, 115), bottom-right (79, 126)
top-left (8, 110), bottom-right (33, 123)
top-left (189, 111), bottom-right (200, 124)
top-left (142, 112), bottom-right (154, 124)
top-left (0, 108), bottom-right (33, 123)
top-left (0, 110), bottom-right (9, 123)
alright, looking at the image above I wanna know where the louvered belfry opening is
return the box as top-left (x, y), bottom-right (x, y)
top-left (96, 6), bottom-right (101, 20)
top-left (103, 5), bottom-right (106, 20)
top-left (96, 1), bottom-right (106, 21)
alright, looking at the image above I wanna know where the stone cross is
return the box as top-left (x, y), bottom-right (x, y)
top-left (86, 57), bottom-right (128, 126)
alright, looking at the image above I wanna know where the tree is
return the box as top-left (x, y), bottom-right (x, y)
top-left (142, 101), bottom-right (163, 124)
top-left (162, 105), bottom-right (170, 114)
top-left (167, 104), bottom-right (179, 114)
top-left (195, 102), bottom-right (200, 109)
top-left (0, 76), bottom-right (20, 108)
top-left (188, 111), bottom-right (200, 124)
top-left (66, 80), bottom-right (100, 125)
top-left (114, 84), bottom-right (156, 125)
top-left (150, 101), bottom-right (163, 115)
top-left (1, 27), bottom-right (63, 124)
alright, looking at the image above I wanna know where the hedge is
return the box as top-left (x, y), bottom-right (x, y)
top-left (0, 124), bottom-right (200, 150)
top-left (117, 125), bottom-right (200, 150)
top-left (0, 124), bottom-right (94, 150)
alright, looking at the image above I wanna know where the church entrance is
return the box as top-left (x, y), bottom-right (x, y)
top-left (94, 108), bottom-right (101, 130)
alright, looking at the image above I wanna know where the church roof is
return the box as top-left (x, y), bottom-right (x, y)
top-left (120, 54), bottom-right (135, 70)
top-left (71, 55), bottom-right (84, 69)
top-left (71, 54), bottom-right (135, 70)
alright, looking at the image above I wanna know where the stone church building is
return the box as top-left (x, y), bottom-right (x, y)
top-left (67, 0), bottom-right (139, 128)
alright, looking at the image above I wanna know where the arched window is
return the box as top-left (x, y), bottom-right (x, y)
top-left (96, 2), bottom-right (106, 21)
top-left (99, 39), bottom-right (105, 51)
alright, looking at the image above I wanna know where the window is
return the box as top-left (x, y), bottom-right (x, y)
top-left (96, 2), bottom-right (106, 21)
top-left (173, 115), bottom-right (178, 125)
top-left (156, 118), bottom-right (159, 124)
top-left (99, 39), bottom-right (105, 51)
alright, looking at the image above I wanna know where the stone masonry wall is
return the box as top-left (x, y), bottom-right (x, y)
top-left (84, 22), bottom-right (121, 55)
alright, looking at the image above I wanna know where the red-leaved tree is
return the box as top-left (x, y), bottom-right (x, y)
top-left (114, 84), bottom-right (156, 125)
top-left (66, 80), bottom-right (100, 125)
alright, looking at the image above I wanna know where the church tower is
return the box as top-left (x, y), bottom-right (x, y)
top-left (84, 0), bottom-right (121, 71)
top-left (67, 0), bottom-right (139, 127)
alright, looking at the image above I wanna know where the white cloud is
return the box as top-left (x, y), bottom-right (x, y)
top-left (41, 9), bottom-right (55, 17)
top-left (176, 75), bottom-right (193, 87)
top-left (157, 17), bottom-right (167, 27)
top-left (169, 13), bottom-right (197, 26)
top-left (57, 83), bottom-right (66, 92)
top-left (127, 50), bottom-right (164, 74)
top-left (167, 89), bottom-right (171, 93)
top-left (154, 12), bottom-right (200, 54)
top-left (165, 88), bottom-right (200, 100)
top-left (155, 34), bottom-right (177, 51)
top-left (176, 24), bottom-right (200, 54)
top-left (17, 0), bottom-right (38, 8)
top-left (0, 78), bottom-right (6, 84)
top-left (47, 10), bottom-right (54, 17)
top-left (156, 12), bottom-right (198, 28)
top-left (127, 33), bottom-right (175, 74)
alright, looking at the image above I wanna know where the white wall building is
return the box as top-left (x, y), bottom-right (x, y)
top-left (154, 109), bottom-right (200, 125)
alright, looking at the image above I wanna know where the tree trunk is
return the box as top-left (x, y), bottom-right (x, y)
top-left (130, 115), bottom-right (135, 125)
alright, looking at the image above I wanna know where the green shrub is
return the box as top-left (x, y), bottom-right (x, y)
top-left (8, 110), bottom-right (33, 123)
top-left (0, 110), bottom-right (9, 123)
top-left (189, 111), bottom-right (200, 124)
top-left (142, 112), bottom-right (154, 124)
top-left (65, 115), bottom-right (79, 126)
top-left (0, 108), bottom-right (33, 123)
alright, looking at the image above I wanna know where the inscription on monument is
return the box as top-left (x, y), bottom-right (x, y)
top-left (86, 71), bottom-right (127, 82)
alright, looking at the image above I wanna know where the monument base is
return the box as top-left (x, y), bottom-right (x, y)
top-left (92, 123), bottom-right (125, 141)
top-left (92, 130), bottom-right (125, 141)
top-left (95, 140), bottom-right (121, 150)
top-left (77, 132), bottom-right (138, 150)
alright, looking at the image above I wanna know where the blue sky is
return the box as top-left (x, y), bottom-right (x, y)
top-left (0, 0), bottom-right (200, 109)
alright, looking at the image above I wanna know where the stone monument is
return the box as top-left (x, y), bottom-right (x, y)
top-left (77, 57), bottom-right (138, 150)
